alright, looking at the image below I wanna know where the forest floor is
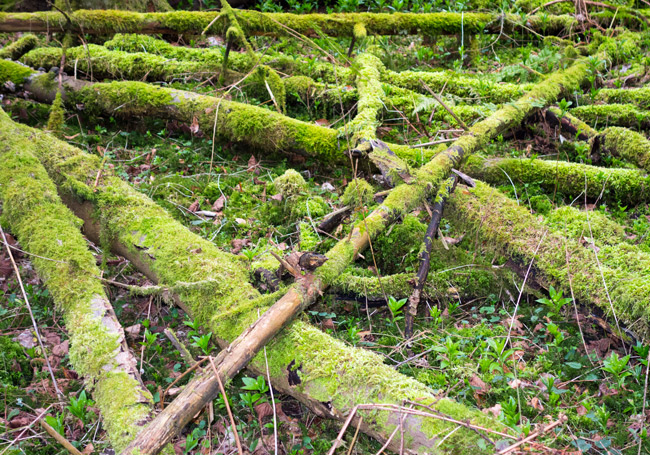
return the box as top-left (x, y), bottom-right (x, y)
top-left (2, 4), bottom-right (650, 455)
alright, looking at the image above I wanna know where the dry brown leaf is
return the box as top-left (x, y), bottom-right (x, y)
top-left (469, 374), bottom-right (490, 395)
top-left (82, 443), bottom-right (94, 454)
top-left (482, 403), bottom-right (501, 418)
top-left (190, 116), bottom-right (200, 134)
top-left (529, 397), bottom-right (544, 411)
top-left (188, 199), bottom-right (200, 213)
top-left (212, 195), bottom-right (226, 212)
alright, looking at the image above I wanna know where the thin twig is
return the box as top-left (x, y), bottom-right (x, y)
top-left (497, 415), bottom-right (567, 454)
top-left (207, 356), bottom-right (243, 455)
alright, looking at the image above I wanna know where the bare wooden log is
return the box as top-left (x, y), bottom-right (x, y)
top-left (0, 107), bottom-right (157, 453)
top-left (122, 282), bottom-right (317, 455)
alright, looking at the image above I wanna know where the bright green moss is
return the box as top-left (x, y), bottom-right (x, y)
top-left (448, 181), bottom-right (650, 339)
top-left (299, 221), bottom-right (319, 251)
top-left (597, 87), bottom-right (650, 109)
top-left (46, 91), bottom-right (65, 136)
top-left (0, 336), bottom-right (32, 387)
top-left (273, 169), bottom-right (306, 199)
top-left (346, 52), bottom-right (385, 144)
top-left (572, 103), bottom-right (650, 129)
top-left (0, 34), bottom-right (39, 60)
top-left (546, 206), bottom-right (626, 245)
top-left (0, 59), bottom-right (34, 85)
top-left (0, 108), bottom-right (153, 451)
top-left (462, 155), bottom-right (650, 206)
top-left (597, 126), bottom-right (650, 172)
top-left (340, 178), bottom-right (374, 207)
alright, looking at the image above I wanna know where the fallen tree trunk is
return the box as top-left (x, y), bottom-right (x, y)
top-left (591, 126), bottom-right (650, 172)
top-left (0, 9), bottom-right (579, 37)
top-left (4, 107), bottom-right (507, 454)
top-left (0, 60), bottom-right (432, 165)
top-left (462, 155), bottom-right (650, 206)
top-left (0, 107), bottom-right (157, 453)
top-left (571, 104), bottom-right (650, 130)
top-left (595, 86), bottom-right (650, 109)
top-left (543, 107), bottom-right (597, 140)
top-left (0, 33), bottom-right (38, 60)
top-left (446, 180), bottom-right (650, 339)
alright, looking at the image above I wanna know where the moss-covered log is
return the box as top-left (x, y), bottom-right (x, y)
top-left (0, 107), bottom-right (156, 452)
top-left (54, 0), bottom-right (172, 12)
top-left (596, 87), bottom-right (650, 109)
top-left (447, 180), bottom-right (650, 339)
top-left (0, 9), bottom-right (580, 37)
top-left (0, 33), bottom-right (38, 60)
top-left (571, 104), bottom-right (650, 130)
top-left (462, 155), bottom-right (650, 206)
top-left (384, 68), bottom-right (530, 103)
top-left (545, 107), bottom-right (597, 140)
top-left (3, 107), bottom-right (507, 454)
top-left (592, 126), bottom-right (650, 172)
top-left (0, 60), bottom-right (435, 164)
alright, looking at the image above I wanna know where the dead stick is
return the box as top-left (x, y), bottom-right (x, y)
top-left (405, 176), bottom-right (458, 339)
top-left (208, 356), bottom-right (243, 455)
top-left (122, 284), bottom-right (312, 455)
top-left (419, 79), bottom-right (470, 131)
top-left (40, 419), bottom-right (83, 455)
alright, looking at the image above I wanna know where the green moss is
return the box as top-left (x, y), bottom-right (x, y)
top-left (0, 336), bottom-right (32, 387)
top-left (0, 108), bottom-right (153, 451)
top-left (13, 106), bottom-right (500, 452)
top-left (299, 221), bottom-right (319, 251)
top-left (0, 34), bottom-right (38, 60)
top-left (463, 155), bottom-right (650, 206)
top-left (448, 181), bottom-right (650, 339)
top-left (546, 206), bottom-right (626, 245)
top-left (0, 59), bottom-right (34, 85)
top-left (46, 91), bottom-right (65, 136)
top-left (346, 52), bottom-right (385, 144)
top-left (597, 87), bottom-right (650, 109)
top-left (273, 169), bottom-right (306, 199)
top-left (571, 103), bottom-right (650, 130)
top-left (340, 178), bottom-right (374, 207)
top-left (596, 126), bottom-right (650, 172)
top-left (529, 194), bottom-right (552, 215)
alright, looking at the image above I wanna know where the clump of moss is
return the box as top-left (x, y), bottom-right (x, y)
top-left (374, 213), bottom-right (426, 274)
top-left (291, 196), bottom-right (329, 220)
top-left (341, 178), bottom-right (374, 208)
top-left (273, 169), bottom-right (307, 200)
top-left (529, 194), bottom-right (552, 215)
top-left (46, 91), bottom-right (65, 136)
top-left (299, 221), bottom-right (319, 251)
top-left (0, 336), bottom-right (32, 387)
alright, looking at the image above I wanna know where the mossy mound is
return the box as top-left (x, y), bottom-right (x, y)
top-left (0, 336), bottom-right (32, 387)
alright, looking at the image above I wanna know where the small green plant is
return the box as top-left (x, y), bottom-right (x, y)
top-left (499, 396), bottom-right (520, 427)
top-left (536, 286), bottom-right (571, 319)
top-left (557, 98), bottom-right (573, 117)
top-left (44, 413), bottom-right (65, 436)
top-left (67, 390), bottom-right (95, 426)
top-left (191, 332), bottom-right (214, 355)
top-left (602, 352), bottom-right (631, 388)
top-left (240, 376), bottom-right (269, 410)
top-left (387, 296), bottom-right (407, 319)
